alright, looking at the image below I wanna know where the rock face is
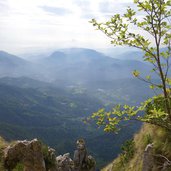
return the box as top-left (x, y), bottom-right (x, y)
top-left (4, 139), bottom-right (46, 171)
top-left (142, 143), bottom-right (154, 171)
top-left (56, 153), bottom-right (74, 171)
top-left (3, 138), bottom-right (96, 171)
top-left (73, 139), bottom-right (96, 171)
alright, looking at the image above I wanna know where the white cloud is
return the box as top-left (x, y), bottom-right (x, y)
top-left (0, 0), bottom-right (135, 54)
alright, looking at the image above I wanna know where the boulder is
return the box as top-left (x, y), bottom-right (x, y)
top-left (73, 139), bottom-right (96, 171)
top-left (142, 143), bottom-right (154, 171)
top-left (4, 139), bottom-right (46, 171)
top-left (3, 138), bottom-right (96, 171)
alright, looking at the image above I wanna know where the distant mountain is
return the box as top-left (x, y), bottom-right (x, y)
top-left (41, 48), bottom-right (113, 68)
top-left (0, 51), bottom-right (38, 78)
top-left (43, 51), bottom-right (67, 62)
top-left (0, 48), bottom-right (154, 84)
top-left (116, 50), bottom-right (144, 61)
top-left (0, 76), bottom-right (53, 89)
top-left (36, 48), bottom-right (153, 85)
top-left (0, 51), bottom-right (28, 65)
top-left (0, 48), bottom-right (154, 105)
top-left (0, 48), bottom-right (158, 167)
top-left (60, 48), bottom-right (110, 59)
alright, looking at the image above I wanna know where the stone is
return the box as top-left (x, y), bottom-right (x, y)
top-left (142, 143), bottom-right (154, 171)
top-left (56, 153), bottom-right (74, 171)
top-left (3, 138), bottom-right (96, 171)
top-left (73, 139), bottom-right (96, 171)
top-left (4, 139), bottom-right (46, 171)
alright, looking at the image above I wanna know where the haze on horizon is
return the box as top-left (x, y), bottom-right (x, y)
top-left (0, 0), bottom-right (138, 55)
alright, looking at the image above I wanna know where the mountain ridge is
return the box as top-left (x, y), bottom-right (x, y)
top-left (0, 48), bottom-right (156, 168)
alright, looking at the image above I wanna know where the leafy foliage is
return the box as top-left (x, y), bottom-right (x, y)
top-left (13, 163), bottom-right (24, 171)
top-left (120, 139), bottom-right (135, 164)
top-left (42, 144), bottom-right (56, 170)
top-left (91, 95), bottom-right (171, 132)
top-left (103, 124), bottom-right (171, 171)
top-left (90, 0), bottom-right (171, 132)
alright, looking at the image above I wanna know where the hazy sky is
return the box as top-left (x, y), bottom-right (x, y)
top-left (0, 0), bottom-right (134, 54)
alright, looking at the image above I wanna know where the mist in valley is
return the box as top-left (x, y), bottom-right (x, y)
top-left (0, 0), bottom-right (168, 168)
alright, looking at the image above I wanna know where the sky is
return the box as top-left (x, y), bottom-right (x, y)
top-left (0, 0), bottom-right (134, 55)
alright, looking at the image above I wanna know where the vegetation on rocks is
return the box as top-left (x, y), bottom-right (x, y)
top-left (103, 123), bottom-right (171, 171)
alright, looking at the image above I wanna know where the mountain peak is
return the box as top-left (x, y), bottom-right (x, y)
top-left (50, 51), bottom-right (66, 58)
top-left (0, 50), bottom-right (25, 62)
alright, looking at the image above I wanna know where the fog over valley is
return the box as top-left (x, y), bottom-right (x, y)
top-left (0, 47), bottom-right (156, 167)
top-left (0, 0), bottom-right (169, 169)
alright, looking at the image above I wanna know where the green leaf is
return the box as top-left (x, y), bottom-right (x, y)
top-left (132, 70), bottom-right (140, 77)
top-left (146, 75), bottom-right (151, 80)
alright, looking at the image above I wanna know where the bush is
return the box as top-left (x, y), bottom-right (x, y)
top-left (120, 139), bottom-right (135, 164)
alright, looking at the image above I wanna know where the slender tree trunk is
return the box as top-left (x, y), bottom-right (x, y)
top-left (156, 45), bottom-right (171, 120)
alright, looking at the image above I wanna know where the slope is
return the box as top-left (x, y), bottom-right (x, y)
top-left (0, 77), bottom-right (142, 168)
top-left (0, 51), bottom-right (39, 79)
top-left (103, 124), bottom-right (171, 171)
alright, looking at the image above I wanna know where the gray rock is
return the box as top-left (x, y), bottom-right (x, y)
top-left (3, 138), bottom-right (96, 171)
top-left (73, 139), bottom-right (96, 171)
top-left (56, 153), bottom-right (74, 171)
top-left (142, 143), bottom-right (154, 171)
top-left (4, 139), bottom-right (46, 171)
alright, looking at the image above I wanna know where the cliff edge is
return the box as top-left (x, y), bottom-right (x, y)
top-left (0, 138), bottom-right (96, 171)
top-left (102, 124), bottom-right (171, 171)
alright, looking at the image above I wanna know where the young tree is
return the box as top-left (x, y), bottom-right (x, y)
top-left (90, 0), bottom-right (171, 132)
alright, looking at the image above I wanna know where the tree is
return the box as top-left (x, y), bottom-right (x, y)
top-left (89, 0), bottom-right (171, 132)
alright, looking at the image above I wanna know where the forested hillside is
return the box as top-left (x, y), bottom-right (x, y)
top-left (0, 77), bottom-right (143, 167)
top-left (0, 49), bottom-right (155, 167)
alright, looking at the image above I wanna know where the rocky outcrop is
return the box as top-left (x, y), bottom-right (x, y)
top-left (56, 153), bottom-right (74, 171)
top-left (3, 138), bottom-right (96, 171)
top-left (73, 139), bottom-right (96, 171)
top-left (142, 143), bottom-right (154, 171)
top-left (4, 139), bottom-right (46, 171)
top-left (142, 143), bottom-right (171, 171)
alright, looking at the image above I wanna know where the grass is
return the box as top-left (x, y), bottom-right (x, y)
top-left (0, 136), bottom-right (8, 171)
top-left (102, 123), bottom-right (171, 171)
